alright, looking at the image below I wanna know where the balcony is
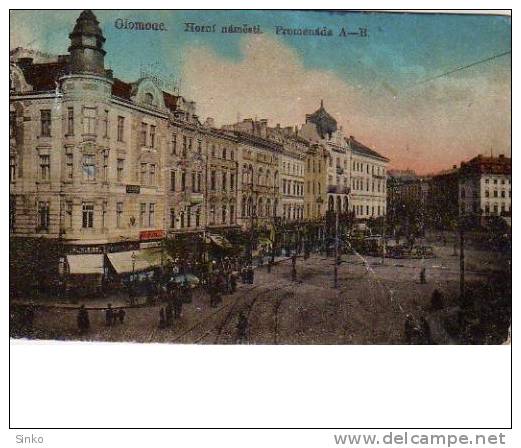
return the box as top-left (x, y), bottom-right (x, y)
top-left (184, 191), bottom-right (204, 205)
top-left (327, 185), bottom-right (350, 194)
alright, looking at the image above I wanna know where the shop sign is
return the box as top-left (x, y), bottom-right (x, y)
top-left (126, 184), bottom-right (141, 194)
top-left (139, 229), bottom-right (166, 241)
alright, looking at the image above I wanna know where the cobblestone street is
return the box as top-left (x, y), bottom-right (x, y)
top-left (11, 242), bottom-right (509, 344)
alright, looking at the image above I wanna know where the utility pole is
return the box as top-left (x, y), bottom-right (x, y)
top-left (459, 222), bottom-right (465, 301)
top-left (381, 214), bottom-right (386, 265)
top-left (334, 210), bottom-right (339, 288)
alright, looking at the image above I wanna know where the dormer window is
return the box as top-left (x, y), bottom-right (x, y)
top-left (144, 92), bottom-right (154, 105)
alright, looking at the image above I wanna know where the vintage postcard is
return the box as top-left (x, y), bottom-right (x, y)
top-left (9, 10), bottom-right (511, 345)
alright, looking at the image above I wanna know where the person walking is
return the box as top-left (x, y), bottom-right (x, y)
top-left (173, 292), bottom-right (183, 319)
top-left (230, 273), bottom-right (237, 294)
top-left (236, 312), bottom-right (248, 344)
top-left (420, 267), bottom-right (427, 284)
top-left (404, 314), bottom-right (415, 344)
top-left (77, 305), bottom-right (90, 333)
top-left (118, 308), bottom-right (126, 324)
top-left (291, 253), bottom-right (297, 282)
top-left (105, 304), bottom-right (114, 327)
top-left (159, 307), bottom-right (166, 329)
top-left (165, 302), bottom-right (174, 327)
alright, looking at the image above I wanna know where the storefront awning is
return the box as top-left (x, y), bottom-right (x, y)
top-left (66, 254), bottom-right (104, 275)
top-left (107, 249), bottom-right (170, 274)
top-left (205, 234), bottom-right (232, 248)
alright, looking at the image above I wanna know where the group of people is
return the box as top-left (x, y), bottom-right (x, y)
top-left (75, 303), bottom-right (126, 333)
top-left (207, 268), bottom-right (238, 307)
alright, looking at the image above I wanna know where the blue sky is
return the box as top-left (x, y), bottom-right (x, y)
top-left (10, 10), bottom-right (511, 172)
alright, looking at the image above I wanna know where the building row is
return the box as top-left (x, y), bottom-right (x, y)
top-left (387, 154), bottom-right (512, 230)
top-left (9, 10), bottom-right (389, 287)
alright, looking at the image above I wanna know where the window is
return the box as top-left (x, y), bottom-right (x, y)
top-left (230, 150), bottom-right (235, 161)
top-left (195, 209), bottom-right (201, 227)
top-left (222, 148), bottom-right (227, 159)
top-left (65, 201), bottom-right (73, 228)
top-left (140, 163), bottom-right (147, 184)
top-left (230, 173), bottom-right (235, 190)
top-left (170, 171), bottom-right (176, 191)
top-left (101, 201), bottom-right (107, 229)
top-left (65, 153), bottom-right (73, 181)
top-left (170, 209), bottom-right (176, 229)
top-left (140, 123), bottom-right (148, 147)
top-left (83, 154), bottom-right (96, 181)
top-left (40, 154), bottom-right (50, 181)
top-left (117, 158), bottom-right (124, 182)
top-left (493, 190), bottom-right (498, 198)
top-left (102, 150), bottom-right (109, 181)
top-left (210, 170), bottom-right (216, 190)
top-left (211, 145), bottom-right (216, 158)
top-left (188, 137), bottom-right (193, 151)
top-left (67, 107), bottom-right (74, 135)
top-left (222, 172), bottom-right (227, 191)
top-left (501, 190), bottom-right (506, 198)
top-left (230, 204), bottom-right (235, 224)
top-left (149, 164), bottom-right (156, 185)
top-left (83, 107), bottom-right (97, 134)
top-left (181, 171), bottom-right (186, 191)
top-left (40, 110), bottom-right (51, 137)
top-left (149, 125), bottom-right (156, 148)
top-left (9, 155), bottom-right (16, 183)
top-left (10, 111), bottom-right (16, 139)
top-left (182, 136), bottom-right (188, 157)
top-left (103, 110), bottom-right (109, 138)
top-left (116, 202), bottom-right (123, 228)
top-left (117, 116), bottom-right (125, 142)
top-left (191, 172), bottom-right (196, 192)
top-left (187, 207), bottom-right (191, 227)
top-left (222, 204), bottom-right (227, 224)
top-left (172, 134), bottom-right (177, 155)
top-left (37, 201), bottom-right (50, 231)
top-left (197, 172), bottom-right (202, 192)
top-left (144, 92), bottom-right (154, 105)
top-left (139, 203), bottom-right (146, 227)
top-left (82, 202), bottom-right (94, 228)
top-left (197, 140), bottom-right (202, 154)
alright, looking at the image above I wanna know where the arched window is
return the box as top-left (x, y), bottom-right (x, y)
top-left (230, 150), bottom-right (235, 161)
top-left (144, 92), bottom-right (154, 105)
top-left (266, 198), bottom-right (272, 216)
top-left (241, 196), bottom-right (246, 217)
top-left (222, 147), bottom-right (227, 159)
top-left (258, 198), bottom-right (264, 217)
top-left (343, 197), bottom-right (348, 212)
top-left (328, 196), bottom-right (334, 212)
top-left (336, 196), bottom-right (341, 212)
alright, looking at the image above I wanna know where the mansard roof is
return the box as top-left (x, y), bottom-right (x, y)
top-left (347, 136), bottom-right (389, 162)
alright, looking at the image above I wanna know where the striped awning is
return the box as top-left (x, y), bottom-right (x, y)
top-left (66, 254), bottom-right (104, 275)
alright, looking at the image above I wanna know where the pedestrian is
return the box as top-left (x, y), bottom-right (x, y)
top-left (105, 304), bottom-right (114, 327)
top-left (248, 265), bottom-right (254, 284)
top-left (420, 316), bottom-right (432, 344)
top-left (173, 292), bottom-right (183, 319)
top-left (77, 304), bottom-right (90, 333)
top-left (236, 312), bottom-right (248, 344)
top-left (420, 267), bottom-right (426, 284)
top-left (165, 302), bottom-right (174, 327)
top-left (431, 289), bottom-right (444, 310)
top-left (404, 314), bottom-right (415, 344)
top-left (291, 254), bottom-right (297, 282)
top-left (159, 307), bottom-right (166, 328)
top-left (230, 273), bottom-right (237, 293)
top-left (118, 308), bottom-right (126, 324)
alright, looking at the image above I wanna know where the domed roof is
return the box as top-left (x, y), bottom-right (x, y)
top-left (69, 10), bottom-right (105, 41)
top-left (307, 100), bottom-right (337, 139)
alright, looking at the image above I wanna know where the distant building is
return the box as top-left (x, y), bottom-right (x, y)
top-left (459, 154), bottom-right (511, 222)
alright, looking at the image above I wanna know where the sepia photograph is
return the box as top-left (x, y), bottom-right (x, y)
top-left (9, 9), bottom-right (511, 347)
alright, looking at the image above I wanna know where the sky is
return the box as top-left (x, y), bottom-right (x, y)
top-left (10, 10), bottom-right (511, 173)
